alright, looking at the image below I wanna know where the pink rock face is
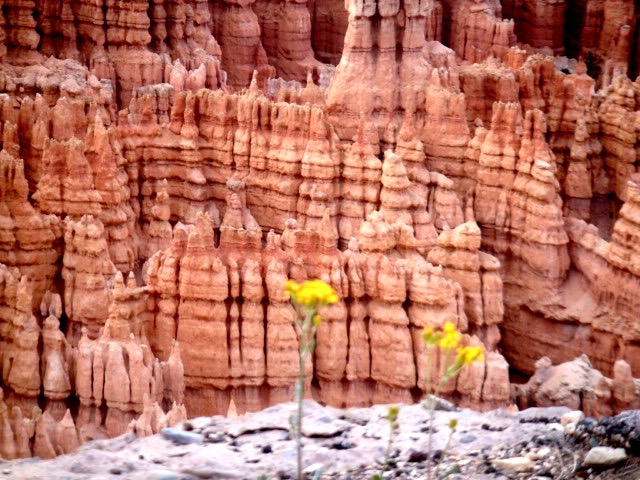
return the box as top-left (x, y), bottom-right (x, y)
top-left (38, 114), bottom-right (137, 273)
top-left (0, 152), bottom-right (60, 310)
top-left (326, 0), bottom-right (436, 142)
top-left (308, 0), bottom-right (349, 64)
top-left (515, 355), bottom-right (640, 417)
top-left (449, 0), bottom-right (516, 62)
top-left (597, 75), bottom-right (638, 200)
top-left (61, 215), bottom-right (117, 342)
top-left (254, 0), bottom-right (321, 82)
top-left (211, 0), bottom-right (275, 89)
top-left (510, 0), bottom-right (567, 55)
top-left (141, 182), bottom-right (507, 415)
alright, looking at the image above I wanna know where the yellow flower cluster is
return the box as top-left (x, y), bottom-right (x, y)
top-left (422, 321), bottom-right (484, 365)
top-left (439, 322), bottom-right (462, 350)
top-left (423, 321), bottom-right (461, 350)
top-left (285, 279), bottom-right (339, 308)
top-left (455, 346), bottom-right (484, 364)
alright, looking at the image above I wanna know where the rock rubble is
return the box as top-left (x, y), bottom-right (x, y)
top-left (4, 401), bottom-right (640, 480)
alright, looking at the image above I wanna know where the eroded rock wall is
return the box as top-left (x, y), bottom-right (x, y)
top-left (142, 179), bottom-right (508, 415)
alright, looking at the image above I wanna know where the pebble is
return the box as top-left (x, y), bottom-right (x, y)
top-left (185, 417), bottom-right (214, 431)
top-left (329, 440), bottom-right (355, 450)
top-left (303, 463), bottom-right (325, 475)
top-left (145, 469), bottom-right (181, 480)
top-left (161, 427), bottom-right (204, 445)
top-left (459, 434), bottom-right (476, 444)
top-left (583, 446), bottom-right (627, 467)
top-left (204, 432), bottom-right (225, 443)
top-left (533, 446), bottom-right (551, 460)
top-left (180, 466), bottom-right (241, 479)
top-left (69, 460), bottom-right (94, 474)
top-left (407, 449), bottom-right (428, 463)
top-left (492, 456), bottom-right (535, 475)
top-left (202, 429), bottom-right (225, 443)
top-left (302, 418), bottom-right (349, 438)
top-left (561, 410), bottom-right (585, 427)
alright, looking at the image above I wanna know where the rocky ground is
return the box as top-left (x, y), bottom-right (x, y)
top-left (2, 401), bottom-right (640, 480)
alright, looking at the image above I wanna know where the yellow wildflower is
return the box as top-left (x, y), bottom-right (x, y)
top-left (455, 346), bottom-right (484, 365)
top-left (284, 280), bottom-right (300, 295)
top-left (285, 279), bottom-right (338, 308)
top-left (422, 327), bottom-right (435, 344)
top-left (387, 405), bottom-right (400, 423)
top-left (438, 322), bottom-right (461, 350)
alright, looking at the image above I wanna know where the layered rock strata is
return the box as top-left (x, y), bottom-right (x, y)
top-left (449, 0), bottom-right (516, 62)
top-left (253, 0), bottom-right (322, 82)
top-left (0, 263), bottom-right (187, 459)
top-left (142, 182), bottom-right (509, 415)
top-left (562, 174), bottom-right (640, 374)
top-left (210, 0), bottom-right (274, 89)
top-left (0, 152), bottom-right (60, 310)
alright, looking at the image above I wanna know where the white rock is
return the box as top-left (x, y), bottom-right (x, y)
top-left (583, 447), bottom-right (627, 467)
top-left (549, 423), bottom-right (564, 433)
top-left (525, 447), bottom-right (550, 461)
top-left (561, 410), bottom-right (585, 427)
top-left (493, 457), bottom-right (535, 475)
top-left (303, 463), bottom-right (324, 475)
top-left (537, 447), bottom-right (551, 458)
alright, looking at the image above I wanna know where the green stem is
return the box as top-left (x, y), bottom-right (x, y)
top-left (425, 344), bottom-right (433, 401)
top-left (424, 344), bottom-right (434, 480)
top-left (426, 397), bottom-right (436, 480)
top-left (295, 309), bottom-right (314, 480)
top-left (381, 422), bottom-right (396, 475)
top-left (296, 369), bottom-right (304, 480)
top-left (435, 423), bottom-right (456, 478)
top-left (425, 350), bottom-right (462, 480)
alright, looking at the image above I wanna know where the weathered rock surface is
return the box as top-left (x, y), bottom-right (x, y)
top-left (5, 401), bottom-right (640, 479)
top-left (0, 401), bottom-right (570, 478)
top-left (515, 354), bottom-right (640, 418)
top-left (141, 182), bottom-right (507, 415)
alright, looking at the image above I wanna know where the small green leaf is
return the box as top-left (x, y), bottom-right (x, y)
top-left (438, 463), bottom-right (461, 479)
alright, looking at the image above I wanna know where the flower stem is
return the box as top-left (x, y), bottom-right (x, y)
top-left (295, 310), bottom-right (313, 480)
top-left (425, 349), bottom-right (462, 480)
top-left (295, 373), bottom-right (304, 480)
top-left (435, 422), bottom-right (456, 479)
